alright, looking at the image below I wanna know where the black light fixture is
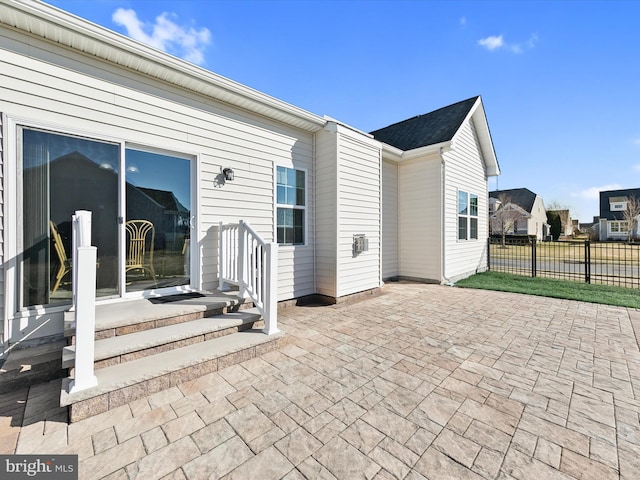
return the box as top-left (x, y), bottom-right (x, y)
top-left (223, 168), bottom-right (235, 181)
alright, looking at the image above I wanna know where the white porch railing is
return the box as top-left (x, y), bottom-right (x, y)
top-left (218, 220), bottom-right (278, 335)
top-left (68, 210), bottom-right (98, 394)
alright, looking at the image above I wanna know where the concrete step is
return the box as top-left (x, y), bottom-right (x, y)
top-left (64, 291), bottom-right (248, 340)
top-left (62, 309), bottom-right (263, 369)
top-left (0, 340), bottom-right (67, 394)
top-left (61, 329), bottom-right (284, 422)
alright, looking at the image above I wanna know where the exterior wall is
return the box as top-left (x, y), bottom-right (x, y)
top-left (526, 196), bottom-right (548, 240)
top-left (0, 112), bottom-right (4, 350)
top-left (334, 125), bottom-right (382, 297)
top-left (381, 159), bottom-right (399, 279)
top-left (0, 28), bottom-right (314, 342)
top-left (314, 127), bottom-right (338, 297)
top-left (397, 156), bottom-right (442, 281)
top-left (443, 120), bottom-right (489, 282)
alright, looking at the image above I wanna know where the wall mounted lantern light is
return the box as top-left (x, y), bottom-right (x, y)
top-left (223, 168), bottom-right (235, 181)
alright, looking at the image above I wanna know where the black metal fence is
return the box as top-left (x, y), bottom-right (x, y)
top-left (488, 237), bottom-right (640, 288)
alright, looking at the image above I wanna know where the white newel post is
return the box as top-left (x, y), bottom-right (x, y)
top-left (69, 211), bottom-right (98, 393)
top-left (263, 242), bottom-right (279, 335)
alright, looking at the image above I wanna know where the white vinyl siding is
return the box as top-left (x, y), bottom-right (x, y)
top-left (0, 112), bottom-right (4, 349)
top-left (335, 129), bottom-right (381, 297)
top-left (314, 127), bottom-right (338, 297)
top-left (315, 124), bottom-right (381, 298)
top-left (382, 160), bottom-right (399, 279)
top-left (397, 156), bottom-right (442, 281)
top-left (0, 29), bottom-right (315, 341)
top-left (443, 119), bottom-right (489, 281)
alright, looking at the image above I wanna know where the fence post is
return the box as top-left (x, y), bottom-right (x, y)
top-left (531, 238), bottom-right (537, 278)
top-left (585, 240), bottom-right (591, 284)
top-left (487, 238), bottom-right (491, 271)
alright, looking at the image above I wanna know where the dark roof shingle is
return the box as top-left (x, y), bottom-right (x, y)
top-left (369, 96), bottom-right (479, 151)
top-left (489, 188), bottom-right (538, 213)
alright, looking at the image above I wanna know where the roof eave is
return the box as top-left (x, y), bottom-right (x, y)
top-left (0, 0), bottom-right (327, 132)
top-left (381, 140), bottom-right (451, 162)
top-left (452, 97), bottom-right (501, 177)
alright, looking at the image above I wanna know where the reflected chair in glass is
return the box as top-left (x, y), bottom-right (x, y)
top-left (49, 220), bottom-right (71, 294)
top-left (125, 219), bottom-right (157, 285)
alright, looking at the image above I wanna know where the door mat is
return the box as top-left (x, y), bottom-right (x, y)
top-left (148, 292), bottom-right (206, 304)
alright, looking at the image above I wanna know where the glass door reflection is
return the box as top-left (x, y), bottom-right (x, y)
top-left (125, 149), bottom-right (191, 292)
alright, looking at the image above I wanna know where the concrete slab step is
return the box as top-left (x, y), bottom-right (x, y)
top-left (62, 309), bottom-right (263, 369)
top-left (64, 291), bottom-right (249, 339)
top-left (61, 329), bottom-right (284, 422)
top-left (0, 340), bottom-right (67, 394)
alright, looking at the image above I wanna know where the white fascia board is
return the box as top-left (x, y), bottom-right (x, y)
top-left (380, 141), bottom-right (450, 163)
top-left (0, 0), bottom-right (327, 132)
top-left (452, 97), bottom-right (501, 177)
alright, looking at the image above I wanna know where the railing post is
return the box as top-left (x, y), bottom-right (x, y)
top-left (585, 239), bottom-right (591, 284)
top-left (263, 242), bottom-right (279, 335)
top-left (531, 238), bottom-right (537, 278)
top-left (238, 220), bottom-right (247, 297)
top-left (69, 211), bottom-right (98, 393)
top-left (218, 222), bottom-right (229, 291)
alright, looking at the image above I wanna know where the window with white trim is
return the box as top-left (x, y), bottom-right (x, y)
top-left (458, 191), bottom-right (479, 240)
top-left (276, 166), bottom-right (305, 245)
top-left (610, 221), bottom-right (629, 233)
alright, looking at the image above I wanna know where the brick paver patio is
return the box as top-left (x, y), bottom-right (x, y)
top-left (2, 282), bottom-right (640, 479)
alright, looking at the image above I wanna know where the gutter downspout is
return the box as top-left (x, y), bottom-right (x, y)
top-left (440, 148), bottom-right (455, 286)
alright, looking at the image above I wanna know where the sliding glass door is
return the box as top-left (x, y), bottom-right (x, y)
top-left (19, 127), bottom-right (192, 308)
top-left (124, 148), bottom-right (191, 292)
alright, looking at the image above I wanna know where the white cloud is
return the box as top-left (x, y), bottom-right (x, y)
top-left (112, 8), bottom-right (211, 65)
top-left (576, 184), bottom-right (623, 200)
top-left (478, 33), bottom-right (538, 54)
top-left (634, 138), bottom-right (640, 146)
top-left (633, 164), bottom-right (640, 172)
top-left (459, 17), bottom-right (467, 27)
top-left (478, 35), bottom-right (504, 51)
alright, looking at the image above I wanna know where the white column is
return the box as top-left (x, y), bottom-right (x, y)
top-left (263, 242), bottom-right (279, 335)
top-left (68, 245), bottom-right (98, 393)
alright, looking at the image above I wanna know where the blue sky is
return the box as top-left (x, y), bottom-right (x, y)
top-left (46, 0), bottom-right (640, 222)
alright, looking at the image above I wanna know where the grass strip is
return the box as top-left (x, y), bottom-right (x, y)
top-left (455, 271), bottom-right (640, 309)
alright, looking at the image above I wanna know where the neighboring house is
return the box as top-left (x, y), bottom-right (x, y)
top-left (598, 188), bottom-right (640, 241)
top-left (547, 209), bottom-right (575, 238)
top-left (0, 0), bottom-right (500, 357)
top-left (489, 188), bottom-right (549, 240)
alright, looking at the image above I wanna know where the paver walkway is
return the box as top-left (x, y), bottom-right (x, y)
top-left (2, 282), bottom-right (640, 479)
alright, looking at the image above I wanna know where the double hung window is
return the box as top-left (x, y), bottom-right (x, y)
top-left (276, 166), bottom-right (305, 245)
top-left (458, 191), bottom-right (478, 240)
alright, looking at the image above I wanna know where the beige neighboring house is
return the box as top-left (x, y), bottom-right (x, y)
top-left (489, 188), bottom-right (549, 240)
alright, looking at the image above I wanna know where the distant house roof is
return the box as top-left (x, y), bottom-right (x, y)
top-left (489, 188), bottom-right (538, 214)
top-left (599, 188), bottom-right (640, 220)
top-left (137, 187), bottom-right (189, 214)
top-left (369, 97), bottom-right (479, 151)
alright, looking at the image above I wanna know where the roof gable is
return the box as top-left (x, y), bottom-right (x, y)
top-left (370, 97), bottom-right (478, 151)
top-left (599, 188), bottom-right (640, 219)
top-left (490, 188), bottom-right (538, 213)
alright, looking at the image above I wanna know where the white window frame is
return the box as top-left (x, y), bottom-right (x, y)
top-left (5, 116), bottom-right (201, 320)
top-left (609, 221), bottom-right (629, 234)
top-left (275, 165), bottom-right (307, 246)
top-left (611, 202), bottom-right (627, 211)
top-left (458, 190), bottom-right (479, 241)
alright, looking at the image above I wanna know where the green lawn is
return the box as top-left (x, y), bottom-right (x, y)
top-left (455, 271), bottom-right (640, 309)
